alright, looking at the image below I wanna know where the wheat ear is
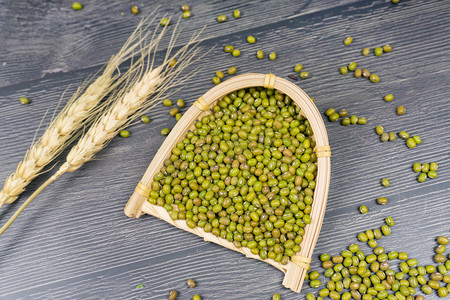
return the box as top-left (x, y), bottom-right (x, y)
top-left (0, 21), bottom-right (204, 236)
top-left (0, 16), bottom-right (161, 207)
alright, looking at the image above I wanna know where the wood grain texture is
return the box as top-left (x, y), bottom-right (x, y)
top-left (1, 0), bottom-right (450, 299)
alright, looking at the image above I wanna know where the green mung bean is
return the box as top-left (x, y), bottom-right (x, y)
top-left (384, 94), bottom-right (394, 102)
top-left (119, 130), bottom-right (130, 138)
top-left (348, 62), bottom-right (357, 71)
top-left (247, 36), bottom-right (256, 44)
top-left (269, 52), bottom-right (277, 60)
top-left (383, 45), bottom-right (392, 52)
top-left (368, 239), bottom-right (378, 248)
top-left (375, 125), bottom-right (384, 135)
top-left (374, 47), bottom-right (383, 56)
top-left (183, 11), bottom-right (192, 19)
top-left (398, 131), bottom-right (409, 139)
top-left (141, 115), bottom-right (150, 123)
top-left (362, 48), bottom-right (370, 55)
top-left (224, 45), bottom-right (234, 53)
top-left (168, 290), bottom-right (177, 300)
top-left (320, 253), bottom-right (331, 261)
top-left (381, 225), bottom-right (391, 236)
top-left (340, 66), bottom-right (348, 75)
top-left (341, 118), bottom-right (351, 126)
top-left (430, 162), bottom-right (439, 172)
top-left (417, 173), bottom-right (427, 182)
top-left (358, 233), bottom-right (368, 242)
top-left (19, 97), bottom-right (30, 104)
top-left (294, 64), bottom-right (303, 72)
top-left (311, 280), bottom-right (322, 288)
top-left (344, 37), bottom-right (353, 45)
top-left (161, 128), bottom-right (171, 136)
top-left (370, 74), bottom-right (380, 83)
top-left (329, 113), bottom-right (340, 122)
top-left (232, 49), bottom-right (241, 57)
top-left (397, 105), bottom-right (406, 115)
top-left (358, 117), bottom-right (367, 125)
top-left (406, 138), bottom-right (416, 148)
top-left (354, 69), bottom-right (362, 77)
top-left (216, 71), bottom-right (224, 79)
top-left (228, 66), bottom-right (237, 75)
top-left (436, 244), bottom-right (446, 254)
top-left (233, 9), bottom-right (241, 18)
top-left (339, 109), bottom-right (348, 117)
top-left (72, 2), bottom-right (83, 10)
top-left (256, 50), bottom-right (264, 59)
top-left (163, 99), bottom-right (173, 106)
top-left (412, 135), bottom-right (422, 144)
top-left (362, 69), bottom-right (371, 78)
top-left (217, 15), bottom-right (227, 22)
top-left (325, 108), bottom-right (336, 117)
top-left (212, 77), bottom-right (221, 85)
top-left (160, 18), bottom-right (170, 27)
top-left (438, 236), bottom-right (449, 245)
top-left (377, 197), bottom-right (388, 205)
top-left (413, 163), bottom-right (421, 172)
top-left (170, 108), bottom-right (179, 117)
top-left (381, 178), bottom-right (390, 187)
top-left (300, 71), bottom-right (309, 79)
top-left (388, 132), bottom-right (396, 141)
top-left (359, 205), bottom-right (368, 214)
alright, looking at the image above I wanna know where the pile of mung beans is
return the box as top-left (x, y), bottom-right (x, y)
top-left (305, 234), bottom-right (450, 299)
top-left (413, 162), bottom-right (438, 183)
top-left (149, 87), bottom-right (318, 264)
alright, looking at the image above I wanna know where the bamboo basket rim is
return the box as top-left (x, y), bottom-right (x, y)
top-left (124, 73), bottom-right (331, 293)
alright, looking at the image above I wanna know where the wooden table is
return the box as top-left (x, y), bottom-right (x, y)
top-left (1, 0), bottom-right (449, 298)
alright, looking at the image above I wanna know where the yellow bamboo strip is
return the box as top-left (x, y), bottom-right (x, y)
top-left (124, 73), bottom-right (331, 293)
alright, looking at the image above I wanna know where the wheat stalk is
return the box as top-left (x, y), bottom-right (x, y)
top-left (0, 20), bottom-right (204, 236)
top-left (0, 16), bottom-right (159, 207)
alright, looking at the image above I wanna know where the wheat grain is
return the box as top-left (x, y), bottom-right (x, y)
top-left (0, 19), bottom-right (204, 236)
top-left (0, 16), bottom-right (159, 207)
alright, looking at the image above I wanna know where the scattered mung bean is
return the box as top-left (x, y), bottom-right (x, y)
top-left (228, 66), bottom-right (237, 75)
top-left (232, 49), bottom-right (241, 57)
top-left (72, 2), bottom-right (83, 10)
top-left (224, 45), bottom-right (234, 53)
top-left (217, 15), bottom-right (227, 22)
top-left (119, 130), bottom-right (130, 138)
top-left (340, 66), bottom-right (349, 75)
top-left (300, 71), bottom-right (309, 79)
top-left (374, 47), bottom-right (383, 56)
top-left (294, 64), bottom-right (303, 72)
top-left (19, 97), bottom-right (30, 104)
top-left (131, 6), bottom-right (140, 15)
top-left (397, 105), bottom-right (406, 115)
top-left (344, 37), bottom-right (353, 46)
top-left (381, 178), bottom-right (390, 187)
top-left (377, 197), bottom-right (388, 205)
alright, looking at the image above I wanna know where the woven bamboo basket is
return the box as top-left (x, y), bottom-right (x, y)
top-left (124, 73), bottom-right (331, 293)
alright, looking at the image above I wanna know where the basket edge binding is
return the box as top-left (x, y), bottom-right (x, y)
top-left (124, 73), bottom-right (331, 293)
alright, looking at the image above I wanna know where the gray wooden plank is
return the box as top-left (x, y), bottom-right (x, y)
top-left (1, 0), bottom-right (450, 299)
top-left (0, 0), bottom-right (363, 88)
